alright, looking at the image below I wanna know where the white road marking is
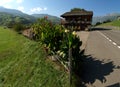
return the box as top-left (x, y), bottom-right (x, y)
top-left (109, 39), bottom-right (112, 42)
top-left (104, 36), bottom-right (107, 38)
top-left (118, 46), bottom-right (120, 48)
top-left (98, 31), bottom-right (120, 49)
top-left (113, 42), bottom-right (117, 45)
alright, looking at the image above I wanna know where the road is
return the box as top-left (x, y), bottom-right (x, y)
top-left (101, 30), bottom-right (120, 46)
top-left (81, 29), bottom-right (120, 87)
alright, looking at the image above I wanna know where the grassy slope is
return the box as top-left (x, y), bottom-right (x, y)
top-left (99, 20), bottom-right (120, 27)
top-left (0, 27), bottom-right (69, 87)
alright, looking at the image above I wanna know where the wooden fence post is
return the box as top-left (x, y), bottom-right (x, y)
top-left (69, 47), bottom-right (72, 86)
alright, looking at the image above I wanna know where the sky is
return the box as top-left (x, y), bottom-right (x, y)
top-left (0, 0), bottom-right (120, 17)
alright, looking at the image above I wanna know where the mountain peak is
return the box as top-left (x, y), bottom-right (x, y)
top-left (0, 6), bottom-right (26, 16)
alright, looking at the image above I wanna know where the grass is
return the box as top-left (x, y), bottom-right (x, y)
top-left (109, 20), bottom-right (120, 27)
top-left (0, 27), bottom-right (69, 87)
top-left (98, 20), bottom-right (120, 28)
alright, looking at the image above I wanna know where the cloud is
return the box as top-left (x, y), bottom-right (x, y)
top-left (44, 7), bottom-right (47, 11)
top-left (3, 4), bottom-right (13, 9)
top-left (16, 0), bottom-right (24, 4)
top-left (0, 0), bottom-right (24, 8)
top-left (17, 6), bottom-right (24, 12)
top-left (0, 0), bottom-right (14, 6)
top-left (30, 7), bottom-right (47, 13)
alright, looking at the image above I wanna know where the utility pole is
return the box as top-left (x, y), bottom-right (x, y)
top-left (68, 24), bottom-right (73, 86)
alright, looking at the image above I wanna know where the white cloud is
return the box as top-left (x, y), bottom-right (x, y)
top-left (0, 0), bottom-right (14, 6)
top-left (4, 4), bottom-right (13, 9)
top-left (44, 7), bottom-right (47, 10)
top-left (17, 6), bottom-right (24, 12)
top-left (30, 7), bottom-right (47, 13)
top-left (0, 0), bottom-right (24, 8)
top-left (16, 0), bottom-right (24, 4)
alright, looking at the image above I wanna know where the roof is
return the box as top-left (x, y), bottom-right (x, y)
top-left (61, 10), bottom-right (93, 17)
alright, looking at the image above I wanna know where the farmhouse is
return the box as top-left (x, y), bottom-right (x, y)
top-left (61, 8), bottom-right (93, 31)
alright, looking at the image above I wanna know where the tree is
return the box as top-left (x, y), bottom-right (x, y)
top-left (13, 23), bottom-right (24, 33)
top-left (103, 19), bottom-right (111, 23)
top-left (95, 22), bottom-right (101, 26)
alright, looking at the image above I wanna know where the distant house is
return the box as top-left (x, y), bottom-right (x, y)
top-left (61, 8), bottom-right (93, 31)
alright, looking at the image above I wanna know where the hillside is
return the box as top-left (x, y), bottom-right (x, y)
top-left (0, 6), bottom-right (24, 16)
top-left (98, 20), bottom-right (120, 27)
top-left (92, 13), bottom-right (120, 25)
top-left (0, 27), bottom-right (69, 87)
top-left (100, 20), bottom-right (120, 27)
top-left (0, 7), bottom-right (36, 21)
top-left (0, 6), bottom-right (36, 22)
top-left (0, 12), bottom-right (34, 26)
top-left (0, 7), bottom-right (60, 25)
top-left (94, 20), bottom-right (120, 30)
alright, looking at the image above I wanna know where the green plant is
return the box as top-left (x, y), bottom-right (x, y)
top-left (13, 23), bottom-right (24, 33)
top-left (32, 18), bottom-right (63, 53)
top-left (59, 30), bottom-right (82, 68)
top-left (31, 18), bottom-right (82, 72)
top-left (71, 8), bottom-right (85, 12)
top-left (31, 18), bottom-right (83, 86)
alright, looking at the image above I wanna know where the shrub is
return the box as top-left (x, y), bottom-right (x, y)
top-left (13, 23), bottom-right (24, 33)
top-left (31, 18), bottom-right (82, 71)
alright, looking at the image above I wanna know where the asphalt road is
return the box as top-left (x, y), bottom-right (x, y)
top-left (82, 29), bottom-right (120, 87)
top-left (101, 30), bottom-right (120, 46)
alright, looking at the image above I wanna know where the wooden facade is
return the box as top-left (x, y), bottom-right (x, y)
top-left (61, 9), bottom-right (93, 31)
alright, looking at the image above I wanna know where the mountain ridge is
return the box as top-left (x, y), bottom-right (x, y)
top-left (0, 7), bottom-right (61, 25)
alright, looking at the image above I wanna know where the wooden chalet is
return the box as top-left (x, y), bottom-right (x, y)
top-left (61, 8), bottom-right (93, 31)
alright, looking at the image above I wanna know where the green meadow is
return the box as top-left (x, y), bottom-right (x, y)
top-left (98, 20), bottom-right (120, 29)
top-left (0, 27), bottom-right (69, 87)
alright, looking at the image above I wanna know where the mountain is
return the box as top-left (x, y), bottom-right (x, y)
top-left (92, 13), bottom-right (120, 25)
top-left (0, 6), bottom-right (61, 26)
top-left (0, 6), bottom-right (24, 16)
top-left (32, 14), bottom-right (61, 24)
top-left (0, 6), bottom-right (36, 22)
top-left (0, 12), bottom-right (35, 27)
